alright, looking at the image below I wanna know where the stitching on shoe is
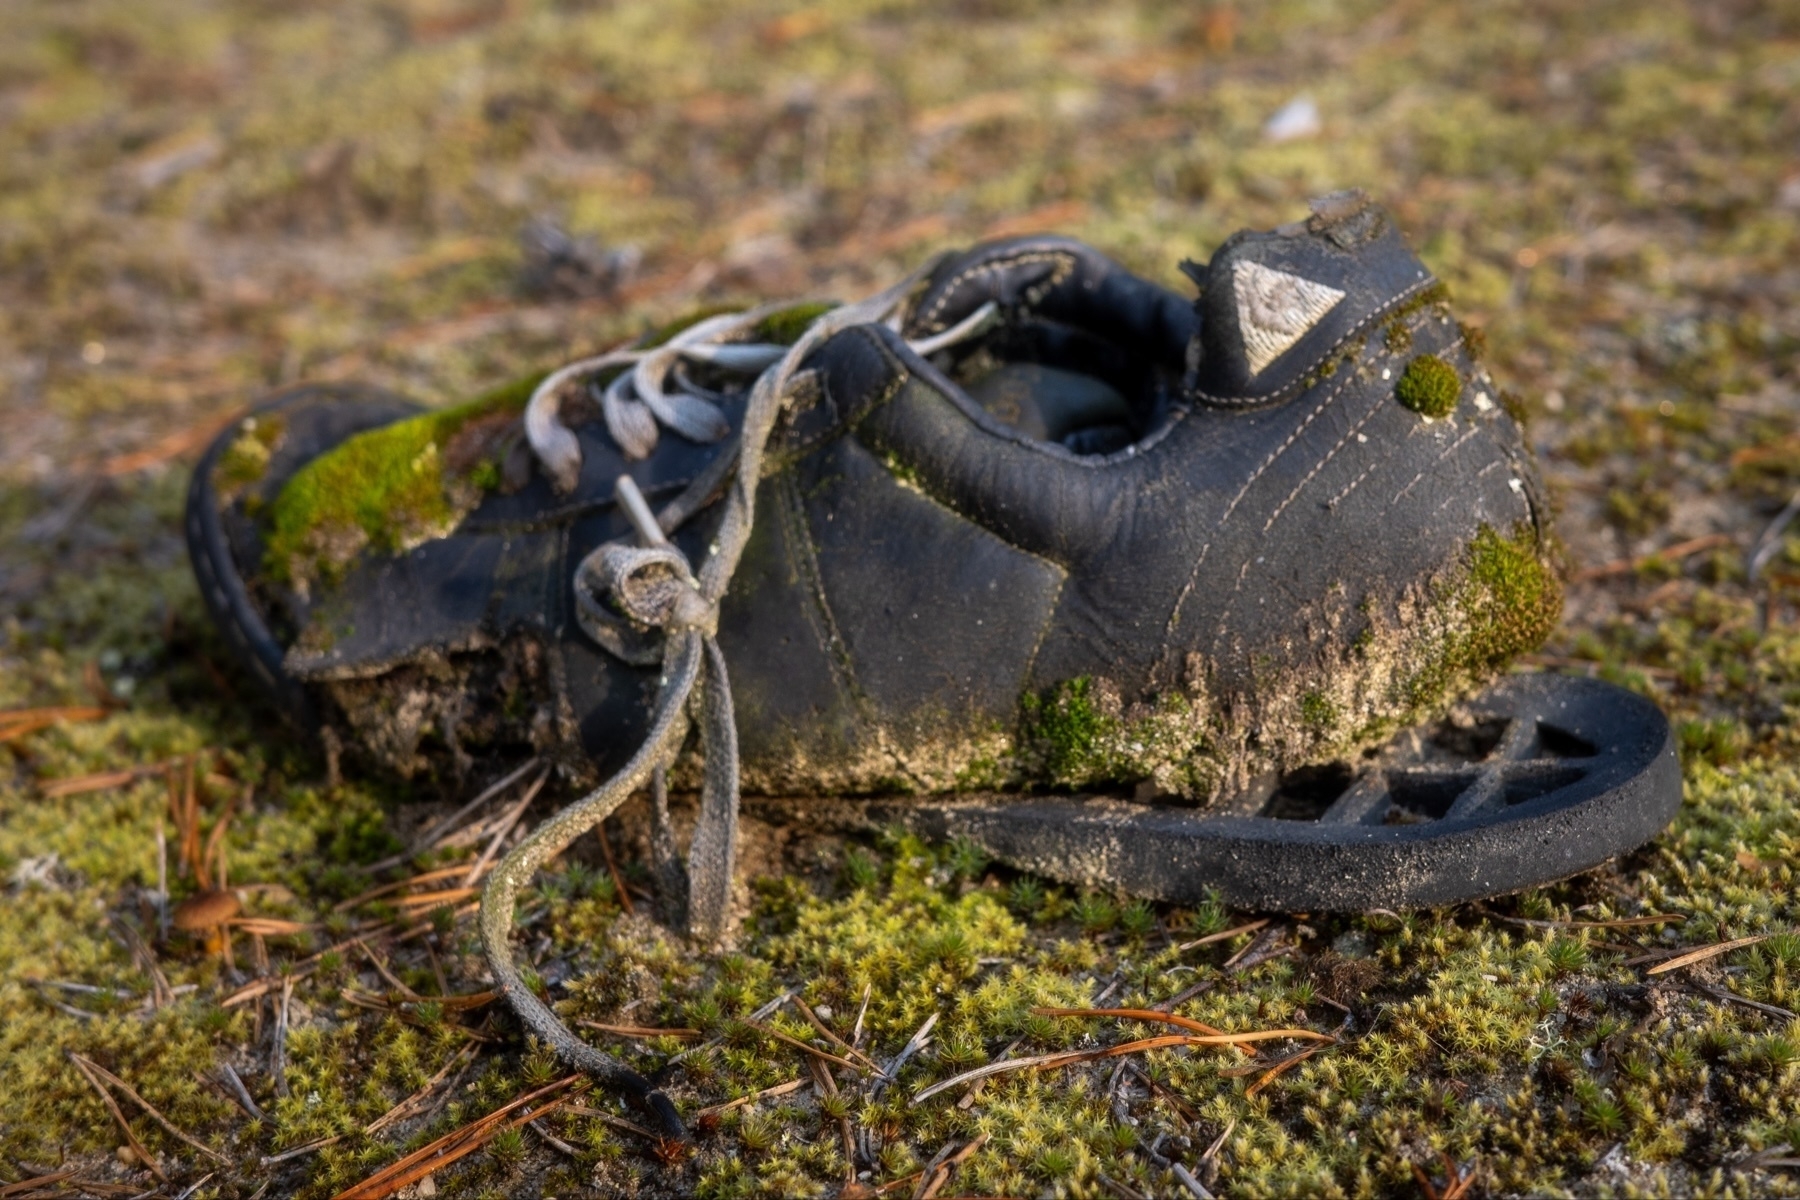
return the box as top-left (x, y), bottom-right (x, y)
top-left (917, 249), bottom-right (1079, 333)
top-left (1206, 357), bottom-right (1392, 647)
top-left (776, 467), bottom-right (866, 723)
top-left (1259, 353), bottom-right (1389, 535)
top-left (1015, 571), bottom-right (1067, 699)
top-left (1386, 423), bottom-right (1484, 513)
top-left (1186, 275), bottom-right (1439, 409)
top-left (1150, 367), bottom-right (1360, 690)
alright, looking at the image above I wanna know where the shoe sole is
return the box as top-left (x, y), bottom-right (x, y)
top-left (774, 674), bottom-right (1681, 910)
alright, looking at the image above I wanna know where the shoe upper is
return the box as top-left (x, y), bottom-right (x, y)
top-left (189, 192), bottom-right (1558, 802)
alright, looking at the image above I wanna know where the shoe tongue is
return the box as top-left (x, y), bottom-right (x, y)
top-left (1183, 190), bottom-right (1436, 406)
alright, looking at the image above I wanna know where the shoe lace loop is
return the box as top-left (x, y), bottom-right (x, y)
top-left (479, 265), bottom-right (996, 1128)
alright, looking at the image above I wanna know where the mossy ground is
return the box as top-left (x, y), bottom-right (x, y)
top-left (4, 0), bottom-right (1800, 1196)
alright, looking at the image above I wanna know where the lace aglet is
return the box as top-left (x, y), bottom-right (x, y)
top-left (615, 475), bottom-right (669, 548)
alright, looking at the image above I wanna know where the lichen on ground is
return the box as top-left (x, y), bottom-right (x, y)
top-left (4, 0), bottom-right (1800, 1196)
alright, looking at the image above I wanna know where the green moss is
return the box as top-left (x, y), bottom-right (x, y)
top-left (1404, 522), bottom-right (1562, 709)
top-left (1395, 353), bottom-right (1463, 418)
top-left (754, 301), bottom-right (838, 345)
top-left (1383, 316), bottom-right (1413, 354)
top-left (1458, 320), bottom-right (1488, 361)
top-left (1018, 678), bottom-right (1211, 795)
top-left (262, 371), bottom-right (547, 589)
top-left (1300, 690), bottom-right (1337, 732)
top-left (1461, 523), bottom-right (1563, 668)
top-left (1020, 677), bottom-right (1107, 783)
top-left (215, 413), bottom-right (286, 494)
top-left (641, 303), bottom-right (748, 349)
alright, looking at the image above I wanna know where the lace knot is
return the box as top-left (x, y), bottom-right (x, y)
top-left (592, 543), bottom-right (717, 635)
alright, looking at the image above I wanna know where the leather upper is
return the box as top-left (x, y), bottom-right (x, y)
top-left (190, 197), bottom-right (1554, 800)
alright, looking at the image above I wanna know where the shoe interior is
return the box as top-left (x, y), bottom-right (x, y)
top-left (939, 315), bottom-right (1182, 456)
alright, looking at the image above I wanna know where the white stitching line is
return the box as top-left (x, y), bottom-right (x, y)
top-left (919, 250), bottom-right (1077, 331)
top-left (1206, 364), bottom-right (1388, 644)
top-left (1156, 367), bottom-right (1358, 662)
top-left (1187, 275), bottom-right (1439, 408)
top-left (1016, 570), bottom-right (1068, 695)
top-left (1388, 424), bottom-right (1482, 509)
top-left (1261, 385), bottom-right (1388, 533)
top-left (781, 465), bottom-right (867, 718)
top-left (1327, 458), bottom-right (1381, 511)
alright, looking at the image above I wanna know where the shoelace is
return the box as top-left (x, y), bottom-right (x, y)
top-left (479, 261), bottom-right (996, 1132)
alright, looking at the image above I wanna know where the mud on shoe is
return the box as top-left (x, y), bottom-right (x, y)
top-left (186, 192), bottom-right (1680, 1128)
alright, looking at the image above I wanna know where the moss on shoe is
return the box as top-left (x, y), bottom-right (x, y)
top-left (261, 372), bottom-right (546, 593)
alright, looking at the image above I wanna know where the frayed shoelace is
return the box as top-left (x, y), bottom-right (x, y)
top-left (478, 263), bottom-right (996, 1132)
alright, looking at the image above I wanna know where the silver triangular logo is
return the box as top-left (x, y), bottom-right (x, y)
top-left (1232, 260), bottom-right (1345, 376)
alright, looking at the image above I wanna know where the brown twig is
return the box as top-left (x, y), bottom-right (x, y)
top-left (182, 757), bottom-right (205, 889)
top-left (577, 1020), bottom-right (702, 1040)
top-left (38, 764), bottom-right (160, 798)
top-left (0, 705), bottom-right (109, 744)
top-left (1488, 911), bottom-right (1682, 930)
top-left (1575, 532), bottom-right (1734, 581)
top-left (1687, 982), bottom-right (1798, 1021)
top-left (333, 864), bottom-right (483, 913)
top-left (791, 994), bottom-right (879, 1070)
top-left (1223, 925), bottom-right (1287, 971)
top-left (216, 1062), bottom-right (264, 1120)
top-left (0, 1170), bottom-right (78, 1196)
top-left (911, 1035), bottom-right (1198, 1105)
top-left (271, 976), bottom-right (295, 1097)
top-left (260, 1134), bottom-right (344, 1166)
top-left (916, 1131), bottom-right (988, 1200)
top-left (68, 1053), bottom-right (225, 1163)
top-left (108, 917), bottom-right (173, 1008)
top-left (958, 1037), bottom-right (1020, 1109)
top-left (913, 1013), bottom-right (1335, 1105)
top-left (358, 939), bottom-right (425, 1001)
top-left (742, 1017), bottom-right (866, 1072)
top-left (560, 1104), bottom-right (665, 1141)
top-left (1150, 978), bottom-right (1215, 1013)
top-left (1241, 1043), bottom-right (1333, 1096)
top-left (691, 1076), bottom-right (809, 1120)
top-left (1412, 1150), bottom-right (1478, 1200)
top-left (409, 758), bottom-right (541, 851)
top-left (364, 1044), bottom-right (480, 1135)
top-left (332, 1076), bottom-right (584, 1200)
top-left (462, 765), bottom-right (549, 887)
top-left (202, 787), bottom-right (238, 893)
top-left (595, 820), bottom-right (635, 917)
top-left (66, 1052), bottom-right (165, 1182)
top-left (1176, 918), bottom-right (1270, 952)
top-left (1644, 934), bottom-right (1767, 975)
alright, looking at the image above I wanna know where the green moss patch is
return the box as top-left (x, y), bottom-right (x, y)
top-left (261, 372), bottom-right (546, 592)
top-left (1396, 353), bottom-right (1463, 418)
top-left (754, 301), bottom-right (838, 345)
top-left (1019, 677), bottom-right (1213, 796)
top-left (214, 414), bottom-right (286, 500)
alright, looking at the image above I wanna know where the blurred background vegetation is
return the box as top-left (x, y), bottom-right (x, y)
top-left (2, 0), bottom-right (1799, 1196)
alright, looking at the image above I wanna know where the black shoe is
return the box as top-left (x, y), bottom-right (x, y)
top-left (192, 191), bottom-right (1556, 802)
top-left (187, 192), bottom-right (1679, 1127)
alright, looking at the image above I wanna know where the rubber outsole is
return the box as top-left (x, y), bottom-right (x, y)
top-left (781, 674), bottom-right (1682, 910)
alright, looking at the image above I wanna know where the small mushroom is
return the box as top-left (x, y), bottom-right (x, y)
top-left (172, 888), bottom-right (241, 952)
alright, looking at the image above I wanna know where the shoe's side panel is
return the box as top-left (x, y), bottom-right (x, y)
top-left (786, 435), bottom-right (1066, 792)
